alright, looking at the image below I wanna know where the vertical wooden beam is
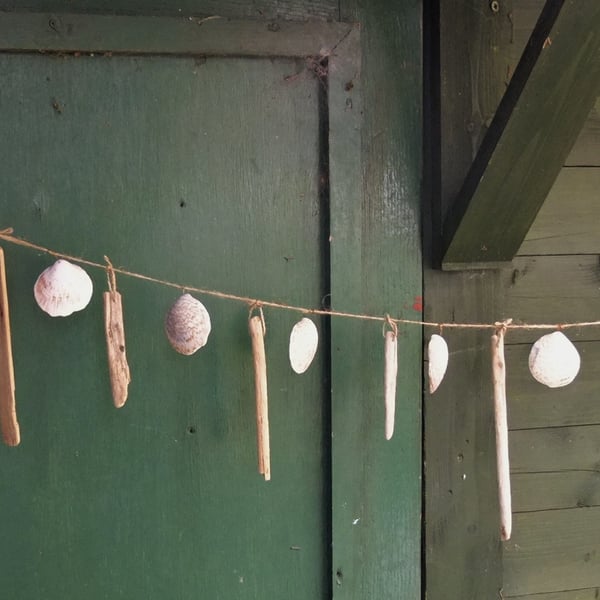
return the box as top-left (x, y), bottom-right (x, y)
top-left (424, 0), bottom-right (513, 597)
top-left (332, 2), bottom-right (422, 597)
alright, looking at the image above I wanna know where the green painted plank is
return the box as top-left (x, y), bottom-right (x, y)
top-left (332, 2), bottom-right (422, 598)
top-left (512, 471), bottom-right (600, 512)
top-left (0, 10), bottom-right (351, 56)
top-left (0, 52), bottom-right (329, 600)
top-left (0, 0), bottom-right (339, 20)
top-left (503, 507), bottom-right (600, 596)
top-left (566, 100), bottom-right (600, 167)
top-left (443, 1), bottom-right (600, 266)
top-left (506, 341), bottom-right (600, 430)
top-left (424, 1), bottom-right (513, 597)
top-left (509, 425), bottom-right (600, 473)
top-left (501, 255), bottom-right (600, 343)
top-left (506, 587), bottom-right (600, 600)
top-left (518, 168), bottom-right (600, 255)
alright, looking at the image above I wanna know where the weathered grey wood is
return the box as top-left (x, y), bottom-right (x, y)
top-left (443, 1), bottom-right (600, 267)
top-left (424, 1), bottom-right (513, 597)
top-left (509, 425), bottom-right (600, 473)
top-left (332, 2), bottom-right (422, 598)
top-left (0, 0), bottom-right (339, 20)
top-left (0, 10), bottom-right (351, 56)
top-left (518, 168), bottom-right (600, 255)
top-left (500, 255), bottom-right (600, 343)
top-left (512, 471), bottom-right (600, 512)
top-left (506, 587), bottom-right (600, 600)
top-left (503, 507), bottom-right (600, 596)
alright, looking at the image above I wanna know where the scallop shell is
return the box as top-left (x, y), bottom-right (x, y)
top-left (528, 331), bottom-right (580, 388)
top-left (289, 317), bottom-right (319, 374)
top-left (428, 334), bottom-right (449, 394)
top-left (34, 259), bottom-right (93, 317)
top-left (165, 293), bottom-right (211, 355)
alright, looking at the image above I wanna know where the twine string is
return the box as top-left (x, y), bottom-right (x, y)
top-left (1, 228), bottom-right (599, 332)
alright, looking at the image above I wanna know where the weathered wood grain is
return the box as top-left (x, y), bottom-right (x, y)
top-left (424, 0), bottom-right (513, 597)
top-left (567, 100), bottom-right (600, 167)
top-left (512, 471), bottom-right (600, 512)
top-left (0, 11), bottom-right (351, 57)
top-left (506, 341), bottom-right (600, 430)
top-left (333, 3), bottom-right (422, 598)
top-left (509, 424), bottom-right (600, 473)
top-left (0, 51), bottom-right (330, 599)
top-left (443, 1), bottom-right (600, 266)
top-left (500, 255), bottom-right (600, 344)
top-left (0, 0), bottom-right (339, 20)
top-left (503, 507), bottom-right (600, 596)
top-left (518, 168), bottom-right (600, 256)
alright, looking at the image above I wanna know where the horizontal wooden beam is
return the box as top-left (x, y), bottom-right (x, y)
top-left (442, 0), bottom-right (600, 269)
top-left (0, 11), bottom-right (351, 57)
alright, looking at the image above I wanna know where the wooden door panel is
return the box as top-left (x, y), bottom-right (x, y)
top-left (0, 53), bottom-right (329, 599)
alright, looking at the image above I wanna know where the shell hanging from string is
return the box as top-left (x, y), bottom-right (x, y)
top-left (428, 333), bottom-right (448, 394)
top-left (34, 259), bottom-right (93, 317)
top-left (383, 316), bottom-right (398, 441)
top-left (528, 331), bottom-right (580, 388)
top-left (289, 317), bottom-right (319, 374)
top-left (165, 293), bottom-right (211, 355)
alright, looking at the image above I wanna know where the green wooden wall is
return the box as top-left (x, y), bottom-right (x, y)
top-left (425, 1), bottom-right (600, 598)
top-left (0, 2), bottom-right (423, 599)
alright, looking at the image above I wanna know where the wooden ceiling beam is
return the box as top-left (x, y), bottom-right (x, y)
top-left (442, 0), bottom-right (600, 270)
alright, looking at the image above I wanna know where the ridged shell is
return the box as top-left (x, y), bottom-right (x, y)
top-left (289, 317), bottom-right (319, 374)
top-left (528, 331), bottom-right (580, 388)
top-left (34, 259), bottom-right (93, 317)
top-left (428, 334), bottom-right (449, 394)
top-left (165, 293), bottom-right (211, 355)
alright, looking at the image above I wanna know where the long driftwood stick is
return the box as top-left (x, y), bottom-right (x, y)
top-left (249, 315), bottom-right (270, 481)
top-left (0, 248), bottom-right (20, 446)
top-left (491, 328), bottom-right (512, 541)
top-left (103, 290), bottom-right (131, 408)
top-left (384, 330), bottom-right (398, 440)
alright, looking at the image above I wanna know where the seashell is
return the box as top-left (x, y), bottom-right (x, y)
top-left (289, 317), bottom-right (319, 374)
top-left (165, 293), bottom-right (211, 355)
top-left (528, 331), bottom-right (580, 388)
top-left (34, 259), bottom-right (93, 317)
top-left (428, 334), bottom-right (449, 394)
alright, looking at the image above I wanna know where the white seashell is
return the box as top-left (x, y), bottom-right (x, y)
top-left (165, 293), bottom-right (211, 355)
top-left (428, 334), bottom-right (449, 394)
top-left (289, 317), bottom-right (319, 374)
top-left (34, 259), bottom-right (93, 317)
top-left (528, 331), bottom-right (580, 388)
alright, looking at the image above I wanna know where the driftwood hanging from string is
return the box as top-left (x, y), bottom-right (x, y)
top-left (491, 321), bottom-right (512, 542)
top-left (0, 248), bottom-right (20, 446)
top-left (383, 316), bottom-right (398, 441)
top-left (103, 257), bottom-right (131, 409)
top-left (249, 306), bottom-right (270, 481)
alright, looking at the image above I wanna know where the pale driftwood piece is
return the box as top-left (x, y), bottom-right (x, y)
top-left (249, 315), bottom-right (270, 481)
top-left (0, 248), bottom-right (20, 446)
top-left (491, 329), bottom-right (512, 541)
top-left (384, 330), bottom-right (398, 440)
top-left (103, 290), bottom-right (131, 408)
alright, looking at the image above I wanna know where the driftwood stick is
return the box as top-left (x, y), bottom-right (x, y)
top-left (103, 290), bottom-right (131, 408)
top-left (249, 314), bottom-right (270, 481)
top-left (491, 328), bottom-right (512, 541)
top-left (0, 248), bottom-right (20, 446)
top-left (384, 330), bottom-right (398, 440)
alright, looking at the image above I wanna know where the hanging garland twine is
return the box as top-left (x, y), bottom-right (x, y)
top-left (0, 227), bottom-right (593, 540)
top-left (1, 228), bottom-right (600, 331)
